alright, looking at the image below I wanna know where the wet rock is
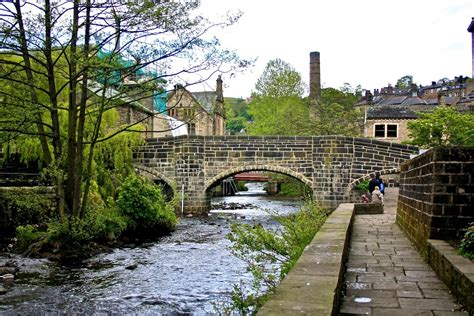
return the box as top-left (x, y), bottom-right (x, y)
top-left (0, 267), bottom-right (17, 275)
top-left (0, 286), bottom-right (6, 295)
top-left (5, 261), bottom-right (16, 268)
top-left (125, 263), bottom-right (138, 270)
top-left (0, 274), bottom-right (14, 280)
top-left (212, 202), bottom-right (254, 210)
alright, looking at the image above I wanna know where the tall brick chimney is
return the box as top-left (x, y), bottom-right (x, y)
top-left (216, 75), bottom-right (223, 102)
top-left (309, 51), bottom-right (321, 102)
top-left (468, 18), bottom-right (474, 78)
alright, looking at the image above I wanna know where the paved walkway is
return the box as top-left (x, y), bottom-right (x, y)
top-left (339, 187), bottom-right (468, 315)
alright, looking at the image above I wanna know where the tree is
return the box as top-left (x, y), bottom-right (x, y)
top-left (407, 106), bottom-right (474, 148)
top-left (321, 87), bottom-right (358, 111)
top-left (311, 101), bottom-right (361, 136)
top-left (225, 97), bottom-right (250, 134)
top-left (247, 59), bottom-right (310, 135)
top-left (0, 0), bottom-right (248, 218)
top-left (395, 75), bottom-right (414, 88)
top-left (254, 59), bottom-right (305, 98)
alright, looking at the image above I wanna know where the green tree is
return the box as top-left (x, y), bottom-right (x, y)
top-left (407, 106), bottom-right (474, 147)
top-left (255, 59), bottom-right (305, 98)
top-left (321, 87), bottom-right (358, 110)
top-left (395, 75), bottom-right (414, 88)
top-left (0, 0), bottom-right (248, 218)
top-left (225, 97), bottom-right (250, 134)
top-left (312, 101), bottom-right (361, 136)
top-left (247, 59), bottom-right (310, 135)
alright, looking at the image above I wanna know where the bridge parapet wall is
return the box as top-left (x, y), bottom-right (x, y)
top-left (133, 135), bottom-right (418, 215)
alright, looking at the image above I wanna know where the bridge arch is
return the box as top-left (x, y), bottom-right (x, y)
top-left (344, 167), bottom-right (400, 199)
top-left (204, 164), bottom-right (313, 193)
top-left (135, 165), bottom-right (175, 192)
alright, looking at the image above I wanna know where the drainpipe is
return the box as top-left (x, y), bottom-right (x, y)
top-left (181, 183), bottom-right (184, 217)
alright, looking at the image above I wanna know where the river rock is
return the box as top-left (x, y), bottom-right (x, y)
top-left (125, 263), bottom-right (138, 270)
top-left (5, 260), bottom-right (16, 268)
top-left (0, 267), bottom-right (17, 275)
top-left (0, 286), bottom-right (7, 295)
top-left (0, 274), bottom-right (14, 280)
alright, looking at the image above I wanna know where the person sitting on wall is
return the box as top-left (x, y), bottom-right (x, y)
top-left (376, 174), bottom-right (385, 196)
top-left (368, 174), bottom-right (378, 194)
top-left (371, 186), bottom-right (384, 205)
top-left (360, 194), bottom-right (370, 203)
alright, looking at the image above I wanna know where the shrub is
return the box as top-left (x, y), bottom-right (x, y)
top-left (16, 225), bottom-right (48, 252)
top-left (224, 202), bottom-right (327, 313)
top-left (116, 175), bottom-right (177, 237)
top-left (355, 179), bottom-right (369, 191)
top-left (459, 224), bottom-right (474, 260)
top-left (236, 181), bottom-right (249, 191)
top-left (15, 207), bottom-right (127, 256)
top-left (1, 188), bottom-right (55, 241)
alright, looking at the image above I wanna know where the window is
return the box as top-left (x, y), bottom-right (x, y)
top-left (188, 123), bottom-right (196, 135)
top-left (374, 123), bottom-right (398, 138)
top-left (374, 124), bottom-right (385, 137)
top-left (387, 124), bottom-right (397, 137)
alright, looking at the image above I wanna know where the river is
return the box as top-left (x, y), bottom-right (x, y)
top-left (0, 183), bottom-right (301, 315)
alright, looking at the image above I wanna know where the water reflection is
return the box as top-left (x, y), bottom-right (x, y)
top-left (0, 183), bottom-right (300, 314)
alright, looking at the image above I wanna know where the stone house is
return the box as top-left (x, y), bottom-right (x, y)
top-left (90, 75), bottom-right (226, 138)
top-left (355, 79), bottom-right (474, 143)
top-left (166, 76), bottom-right (226, 136)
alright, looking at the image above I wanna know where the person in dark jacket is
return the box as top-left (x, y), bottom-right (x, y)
top-left (368, 174), bottom-right (378, 194)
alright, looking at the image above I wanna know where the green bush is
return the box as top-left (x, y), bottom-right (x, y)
top-left (224, 202), bottom-right (328, 314)
top-left (15, 207), bottom-right (127, 255)
top-left (459, 224), bottom-right (474, 260)
top-left (16, 225), bottom-right (48, 252)
top-left (355, 179), bottom-right (369, 191)
top-left (1, 189), bottom-right (55, 240)
top-left (116, 175), bottom-right (177, 237)
top-left (236, 181), bottom-right (249, 191)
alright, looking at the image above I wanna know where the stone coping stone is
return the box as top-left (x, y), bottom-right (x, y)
top-left (258, 203), bottom-right (355, 316)
top-left (427, 239), bottom-right (473, 315)
top-left (354, 203), bottom-right (384, 215)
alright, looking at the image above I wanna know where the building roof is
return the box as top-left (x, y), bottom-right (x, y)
top-left (401, 96), bottom-right (426, 106)
top-left (193, 91), bottom-right (218, 113)
top-left (367, 104), bottom-right (436, 119)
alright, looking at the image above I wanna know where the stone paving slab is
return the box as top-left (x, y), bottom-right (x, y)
top-left (338, 188), bottom-right (468, 315)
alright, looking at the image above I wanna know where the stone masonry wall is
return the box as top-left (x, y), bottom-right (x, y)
top-left (133, 135), bottom-right (418, 214)
top-left (397, 147), bottom-right (474, 254)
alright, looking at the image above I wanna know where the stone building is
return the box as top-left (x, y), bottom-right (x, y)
top-left (166, 76), bottom-right (226, 136)
top-left (353, 17), bottom-right (474, 144)
top-left (355, 79), bottom-right (474, 143)
top-left (91, 74), bottom-right (226, 138)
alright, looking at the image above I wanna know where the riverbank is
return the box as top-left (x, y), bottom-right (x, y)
top-left (0, 190), bottom-right (300, 314)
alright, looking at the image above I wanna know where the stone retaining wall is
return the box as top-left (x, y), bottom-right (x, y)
top-left (258, 203), bottom-right (355, 315)
top-left (396, 147), bottom-right (473, 255)
top-left (427, 239), bottom-right (474, 315)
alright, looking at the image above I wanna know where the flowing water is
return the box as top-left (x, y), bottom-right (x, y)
top-left (0, 183), bottom-right (301, 315)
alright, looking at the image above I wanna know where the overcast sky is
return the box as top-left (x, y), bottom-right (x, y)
top-left (194, 0), bottom-right (473, 98)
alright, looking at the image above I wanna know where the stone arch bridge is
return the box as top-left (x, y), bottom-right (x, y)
top-left (133, 135), bottom-right (418, 215)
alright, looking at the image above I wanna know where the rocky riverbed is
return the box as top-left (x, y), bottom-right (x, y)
top-left (0, 185), bottom-right (301, 314)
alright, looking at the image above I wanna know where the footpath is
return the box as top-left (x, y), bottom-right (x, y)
top-left (339, 187), bottom-right (468, 315)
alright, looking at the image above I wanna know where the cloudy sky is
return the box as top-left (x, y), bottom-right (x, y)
top-left (195, 0), bottom-right (473, 98)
